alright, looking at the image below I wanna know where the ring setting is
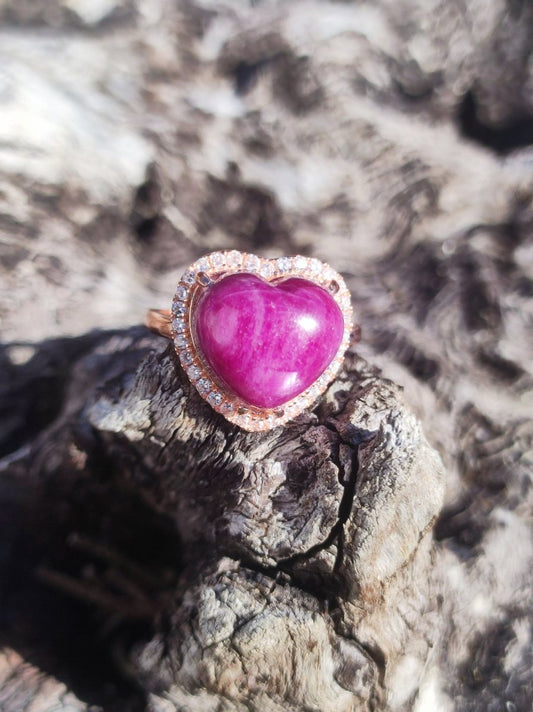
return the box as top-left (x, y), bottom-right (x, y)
top-left (147, 250), bottom-right (354, 432)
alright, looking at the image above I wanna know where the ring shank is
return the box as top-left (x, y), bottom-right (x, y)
top-left (145, 309), bottom-right (173, 339)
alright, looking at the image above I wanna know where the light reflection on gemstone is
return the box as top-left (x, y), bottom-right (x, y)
top-left (296, 314), bottom-right (319, 334)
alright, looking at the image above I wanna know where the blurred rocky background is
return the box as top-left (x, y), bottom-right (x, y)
top-left (0, 1), bottom-right (532, 711)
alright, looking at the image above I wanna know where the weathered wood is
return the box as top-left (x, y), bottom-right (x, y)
top-left (1, 331), bottom-right (445, 711)
top-left (83, 340), bottom-right (446, 710)
top-left (0, 648), bottom-right (87, 712)
top-left (1, 0), bottom-right (532, 710)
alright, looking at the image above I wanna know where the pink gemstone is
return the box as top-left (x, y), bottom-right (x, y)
top-left (194, 273), bottom-right (344, 408)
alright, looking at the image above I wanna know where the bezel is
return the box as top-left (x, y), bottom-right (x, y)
top-left (171, 250), bottom-right (354, 432)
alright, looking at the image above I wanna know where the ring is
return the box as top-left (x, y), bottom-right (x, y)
top-left (146, 250), bottom-right (354, 431)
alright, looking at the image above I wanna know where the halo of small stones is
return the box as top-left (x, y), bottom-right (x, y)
top-left (171, 250), bottom-right (353, 432)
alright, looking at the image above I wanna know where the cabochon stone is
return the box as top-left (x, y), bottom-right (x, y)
top-left (195, 273), bottom-right (344, 408)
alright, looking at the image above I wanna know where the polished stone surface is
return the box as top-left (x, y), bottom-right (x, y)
top-left (195, 273), bottom-right (344, 408)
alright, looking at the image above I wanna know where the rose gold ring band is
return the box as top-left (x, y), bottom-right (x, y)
top-left (145, 309), bottom-right (173, 339)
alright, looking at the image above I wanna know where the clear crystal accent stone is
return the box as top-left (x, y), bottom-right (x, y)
top-left (197, 378), bottom-right (210, 393)
top-left (172, 318), bottom-right (186, 332)
top-left (211, 252), bottom-right (225, 268)
top-left (172, 303), bottom-right (186, 316)
top-left (276, 257), bottom-right (291, 273)
top-left (308, 385), bottom-right (320, 399)
top-left (181, 352), bottom-right (193, 365)
top-left (294, 256), bottom-right (307, 270)
top-left (208, 392), bottom-right (223, 406)
top-left (227, 250), bottom-right (242, 267)
top-left (182, 271), bottom-right (195, 284)
top-left (175, 286), bottom-right (188, 300)
top-left (259, 262), bottom-right (275, 278)
top-left (187, 365), bottom-right (200, 380)
top-left (244, 255), bottom-right (260, 271)
top-left (175, 334), bottom-right (187, 348)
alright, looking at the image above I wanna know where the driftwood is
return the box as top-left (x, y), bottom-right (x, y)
top-left (1, 1), bottom-right (533, 711)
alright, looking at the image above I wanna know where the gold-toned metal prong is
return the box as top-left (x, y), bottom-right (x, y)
top-left (196, 271), bottom-right (213, 286)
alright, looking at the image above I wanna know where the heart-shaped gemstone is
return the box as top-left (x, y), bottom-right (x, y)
top-left (195, 273), bottom-right (344, 408)
top-left (171, 252), bottom-right (353, 431)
